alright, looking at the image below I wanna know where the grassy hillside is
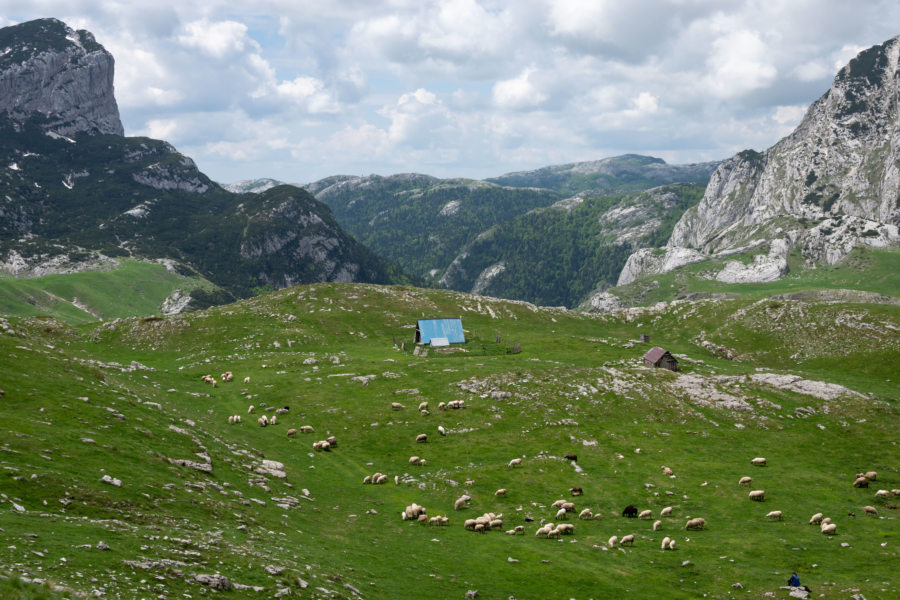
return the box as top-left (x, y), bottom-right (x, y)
top-left (0, 283), bottom-right (897, 599)
top-left (0, 259), bottom-right (222, 323)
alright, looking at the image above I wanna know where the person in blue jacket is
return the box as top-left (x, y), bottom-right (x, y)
top-left (788, 572), bottom-right (801, 587)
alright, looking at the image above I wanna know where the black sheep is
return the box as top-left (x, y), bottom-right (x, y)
top-left (622, 505), bottom-right (638, 518)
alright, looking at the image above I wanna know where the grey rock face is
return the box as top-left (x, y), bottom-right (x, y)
top-left (622, 35), bottom-right (900, 284)
top-left (0, 18), bottom-right (124, 136)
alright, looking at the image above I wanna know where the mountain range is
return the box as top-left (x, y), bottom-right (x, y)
top-left (1, 17), bottom-right (898, 317)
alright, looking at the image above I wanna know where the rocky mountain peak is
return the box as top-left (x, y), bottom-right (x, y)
top-left (615, 34), bottom-right (900, 288)
top-left (0, 18), bottom-right (124, 136)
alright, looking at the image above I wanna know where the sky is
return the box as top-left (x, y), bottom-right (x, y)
top-left (2, 1), bottom-right (899, 185)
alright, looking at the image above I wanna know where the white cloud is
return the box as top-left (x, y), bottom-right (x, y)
top-left (275, 76), bottom-right (339, 113)
top-left (177, 19), bottom-right (254, 59)
top-left (492, 69), bottom-right (547, 110)
top-left (704, 28), bottom-right (778, 99)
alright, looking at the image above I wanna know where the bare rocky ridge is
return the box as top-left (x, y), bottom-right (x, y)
top-left (617, 35), bottom-right (900, 287)
top-left (0, 18), bottom-right (123, 136)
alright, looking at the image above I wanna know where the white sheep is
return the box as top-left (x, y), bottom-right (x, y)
top-left (638, 509), bottom-right (652, 520)
top-left (438, 425), bottom-right (446, 436)
top-left (394, 475), bottom-right (399, 485)
top-left (864, 471), bottom-right (878, 481)
top-left (418, 401), bottom-right (429, 411)
top-left (247, 405), bottom-right (255, 414)
top-left (821, 523), bottom-right (837, 535)
top-left (547, 528), bottom-right (561, 539)
top-left (415, 433), bottom-right (428, 443)
top-left (652, 520), bottom-right (662, 531)
top-left (454, 496), bottom-right (469, 510)
top-left (863, 505), bottom-right (878, 516)
top-left (661, 536), bottom-right (671, 550)
top-left (514, 525), bottom-right (525, 534)
top-left (578, 508), bottom-right (593, 520)
top-left (562, 502), bottom-right (576, 512)
top-left (738, 476), bottom-right (752, 486)
top-left (258, 415), bottom-right (268, 427)
top-left (685, 517), bottom-right (706, 530)
top-left (464, 519), bottom-right (477, 530)
top-left (555, 508), bottom-right (567, 520)
top-left (494, 488), bottom-right (507, 497)
top-left (299, 425), bottom-right (314, 433)
top-left (409, 455), bottom-right (421, 465)
top-left (269, 414), bottom-right (277, 425)
top-left (809, 513), bottom-right (824, 525)
top-left (438, 402), bottom-right (447, 410)
top-left (391, 402), bottom-right (404, 410)
top-left (376, 474), bottom-right (388, 484)
top-left (620, 534), bottom-right (635, 546)
top-left (749, 490), bottom-right (765, 501)
top-left (668, 539), bottom-right (676, 550)
top-left (508, 458), bottom-right (522, 468)
top-left (326, 435), bottom-right (337, 447)
top-left (557, 523), bottom-right (574, 535)
top-left (821, 517), bottom-right (832, 526)
top-left (243, 376), bottom-right (250, 383)
top-left (874, 490), bottom-right (890, 500)
top-left (608, 535), bottom-right (618, 548)
top-left (662, 466), bottom-right (673, 476)
top-left (751, 457), bottom-right (767, 466)
top-left (228, 415), bottom-right (235, 424)
top-left (551, 499), bottom-right (566, 509)
top-left (474, 523), bottom-right (485, 533)
top-left (363, 475), bottom-right (372, 484)
top-left (535, 525), bottom-right (552, 537)
top-left (660, 506), bottom-right (673, 517)
top-left (286, 428), bottom-right (298, 437)
top-left (765, 510), bottom-right (783, 520)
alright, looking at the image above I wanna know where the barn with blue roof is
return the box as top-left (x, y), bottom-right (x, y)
top-left (415, 318), bottom-right (466, 346)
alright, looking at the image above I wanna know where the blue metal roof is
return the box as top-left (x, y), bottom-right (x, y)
top-left (416, 318), bottom-right (465, 344)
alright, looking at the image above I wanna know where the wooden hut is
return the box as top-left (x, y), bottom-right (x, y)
top-left (642, 346), bottom-right (678, 371)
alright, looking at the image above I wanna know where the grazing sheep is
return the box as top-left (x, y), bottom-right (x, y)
top-left (661, 536), bottom-right (671, 550)
top-left (228, 415), bottom-right (235, 425)
top-left (376, 474), bottom-right (388, 484)
top-left (326, 435), bottom-right (337, 447)
top-left (235, 415), bottom-right (241, 423)
top-left (505, 529), bottom-right (517, 535)
top-left (464, 479), bottom-right (474, 486)
top-left (875, 490), bottom-right (890, 500)
top-left (660, 506), bottom-right (673, 517)
top-left (863, 505), bottom-right (878, 516)
top-left (286, 428), bottom-right (298, 437)
top-left (535, 525), bottom-right (552, 537)
top-left (243, 376), bottom-right (250, 383)
top-left (578, 508), bottom-right (593, 520)
top-left (221, 371), bottom-right (233, 382)
top-left (474, 523), bottom-right (485, 533)
top-left (547, 528), bottom-right (562, 539)
top-left (821, 517), bottom-right (832, 526)
top-left (551, 499), bottom-right (566, 509)
top-left (622, 505), bottom-right (638, 518)
top-left (685, 517), bottom-right (706, 530)
top-left (299, 425), bottom-right (314, 433)
top-left (409, 456), bottom-right (421, 465)
top-left (270, 415), bottom-right (277, 425)
top-left (508, 458), bottom-right (523, 468)
top-left (864, 471), bottom-right (878, 481)
top-left (892, 489), bottom-right (900, 497)
top-left (749, 490), bottom-right (765, 502)
top-left (418, 401), bottom-right (429, 411)
top-left (608, 535), bottom-right (618, 548)
top-left (821, 523), bottom-right (837, 535)
top-left (391, 402), bottom-right (404, 410)
top-left (454, 496), bottom-right (469, 511)
top-left (562, 502), bottom-right (576, 512)
top-left (557, 523), bottom-right (575, 535)
top-left (751, 457), bottom-right (767, 466)
top-left (258, 416), bottom-right (268, 427)
top-left (620, 534), bottom-right (635, 546)
top-left (638, 509), bottom-right (652, 520)
top-left (564, 454), bottom-right (578, 462)
top-left (765, 511), bottom-right (783, 520)
top-left (416, 433), bottom-right (428, 443)
top-left (514, 525), bottom-right (525, 534)
top-left (809, 513), bottom-right (824, 525)
top-left (662, 466), bottom-right (673, 476)
top-left (853, 477), bottom-right (869, 488)
top-left (738, 476), bottom-right (752, 486)
top-left (363, 475), bottom-right (372, 484)
top-left (652, 520), bottom-right (662, 531)
top-left (668, 539), bottom-right (676, 550)
top-left (555, 508), bottom-right (568, 520)
top-left (438, 401), bottom-right (446, 410)
top-left (490, 519), bottom-right (503, 530)
top-left (438, 425), bottom-right (447, 436)
top-left (248, 405), bottom-right (255, 414)
top-left (494, 488), bottom-right (507, 497)
top-left (464, 519), bottom-right (477, 530)
top-left (570, 487), bottom-right (583, 496)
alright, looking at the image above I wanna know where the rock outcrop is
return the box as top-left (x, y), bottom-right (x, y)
top-left (620, 35), bottom-right (900, 284)
top-left (0, 18), bottom-right (123, 136)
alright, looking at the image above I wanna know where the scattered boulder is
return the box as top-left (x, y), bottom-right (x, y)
top-left (100, 474), bottom-right (122, 487)
top-left (194, 574), bottom-right (231, 590)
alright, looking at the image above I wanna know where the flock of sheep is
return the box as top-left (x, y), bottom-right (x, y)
top-left (203, 372), bottom-right (893, 555)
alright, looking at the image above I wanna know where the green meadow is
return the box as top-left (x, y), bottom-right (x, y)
top-left (0, 281), bottom-right (897, 599)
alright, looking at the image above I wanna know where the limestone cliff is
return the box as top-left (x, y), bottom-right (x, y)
top-left (619, 35), bottom-right (900, 286)
top-left (0, 18), bottom-right (123, 136)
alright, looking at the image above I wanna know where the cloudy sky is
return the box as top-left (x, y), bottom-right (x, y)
top-left (3, 1), bottom-right (899, 184)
